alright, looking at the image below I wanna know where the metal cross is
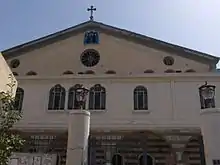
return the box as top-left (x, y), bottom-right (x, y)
top-left (87, 5), bottom-right (96, 21)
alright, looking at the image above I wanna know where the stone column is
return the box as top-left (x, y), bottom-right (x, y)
top-left (200, 108), bottom-right (220, 165)
top-left (66, 110), bottom-right (90, 165)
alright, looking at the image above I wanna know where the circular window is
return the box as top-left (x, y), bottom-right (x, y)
top-left (81, 49), bottom-right (100, 67)
top-left (10, 59), bottom-right (20, 68)
top-left (163, 56), bottom-right (174, 66)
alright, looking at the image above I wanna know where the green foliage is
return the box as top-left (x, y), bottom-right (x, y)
top-left (0, 74), bottom-right (25, 165)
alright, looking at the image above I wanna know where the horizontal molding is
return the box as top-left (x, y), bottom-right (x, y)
top-left (14, 120), bottom-right (201, 131)
top-left (15, 73), bottom-right (220, 82)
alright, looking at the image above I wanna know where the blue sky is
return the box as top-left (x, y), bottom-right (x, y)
top-left (1, 1), bottom-right (220, 66)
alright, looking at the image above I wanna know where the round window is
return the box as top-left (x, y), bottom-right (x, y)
top-left (10, 59), bottom-right (20, 68)
top-left (81, 49), bottom-right (100, 67)
top-left (163, 56), bottom-right (174, 66)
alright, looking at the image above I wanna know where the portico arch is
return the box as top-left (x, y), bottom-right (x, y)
top-left (88, 131), bottom-right (172, 165)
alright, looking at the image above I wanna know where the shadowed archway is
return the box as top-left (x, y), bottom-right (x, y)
top-left (88, 131), bottom-right (172, 165)
top-left (183, 135), bottom-right (206, 165)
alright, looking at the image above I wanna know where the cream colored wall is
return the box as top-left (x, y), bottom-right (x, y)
top-left (0, 53), bottom-right (17, 95)
top-left (14, 75), bottom-right (220, 131)
top-left (8, 33), bottom-right (210, 77)
top-left (6, 32), bottom-right (217, 131)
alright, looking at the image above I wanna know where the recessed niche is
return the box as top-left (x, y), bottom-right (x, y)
top-left (105, 70), bottom-right (116, 74)
top-left (26, 71), bottom-right (37, 76)
top-left (164, 69), bottom-right (175, 73)
top-left (144, 69), bottom-right (154, 73)
top-left (175, 70), bottom-right (182, 73)
top-left (185, 69), bottom-right (196, 73)
top-left (78, 72), bottom-right (84, 75)
top-left (84, 70), bottom-right (95, 74)
top-left (63, 70), bottom-right (74, 75)
top-left (10, 59), bottom-right (20, 68)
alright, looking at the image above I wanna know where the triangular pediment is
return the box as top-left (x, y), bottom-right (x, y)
top-left (2, 21), bottom-right (219, 76)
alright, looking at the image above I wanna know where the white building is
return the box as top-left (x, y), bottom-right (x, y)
top-left (2, 19), bottom-right (220, 165)
top-left (0, 52), bottom-right (17, 94)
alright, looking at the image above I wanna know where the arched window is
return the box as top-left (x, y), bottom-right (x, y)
top-left (112, 154), bottom-right (123, 165)
top-left (14, 87), bottom-right (24, 111)
top-left (63, 70), bottom-right (74, 75)
top-left (84, 70), bottom-right (95, 74)
top-left (84, 31), bottom-right (99, 44)
top-left (185, 69), bottom-right (196, 73)
top-left (144, 69), bottom-right (154, 73)
top-left (134, 86), bottom-right (148, 110)
top-left (48, 84), bottom-right (65, 110)
top-left (139, 153), bottom-right (154, 165)
top-left (164, 69), bottom-right (175, 73)
top-left (89, 84), bottom-right (106, 110)
top-left (105, 70), bottom-right (116, 74)
top-left (68, 84), bottom-right (85, 110)
top-left (78, 72), bottom-right (84, 75)
top-left (26, 71), bottom-right (37, 76)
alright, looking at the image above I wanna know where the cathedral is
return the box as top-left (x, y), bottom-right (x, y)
top-left (1, 6), bottom-right (220, 165)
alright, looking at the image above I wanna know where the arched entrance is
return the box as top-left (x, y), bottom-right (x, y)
top-left (138, 153), bottom-right (154, 165)
top-left (111, 154), bottom-right (123, 165)
top-left (88, 131), bottom-right (171, 165)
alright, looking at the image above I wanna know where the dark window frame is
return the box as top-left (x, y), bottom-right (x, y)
top-left (84, 31), bottom-right (99, 45)
top-left (139, 153), bottom-right (154, 165)
top-left (68, 84), bottom-right (85, 110)
top-left (89, 84), bottom-right (106, 110)
top-left (48, 84), bottom-right (66, 110)
top-left (134, 86), bottom-right (148, 110)
top-left (14, 87), bottom-right (24, 111)
top-left (111, 154), bottom-right (123, 165)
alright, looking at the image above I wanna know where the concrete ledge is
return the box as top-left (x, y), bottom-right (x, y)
top-left (69, 110), bottom-right (90, 116)
top-left (200, 108), bottom-right (220, 115)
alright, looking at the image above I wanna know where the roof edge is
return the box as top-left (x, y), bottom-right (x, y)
top-left (96, 21), bottom-right (220, 64)
top-left (1, 20), bottom-right (219, 65)
top-left (1, 20), bottom-right (92, 55)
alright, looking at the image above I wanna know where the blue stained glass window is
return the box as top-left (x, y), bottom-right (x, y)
top-left (84, 31), bottom-right (99, 44)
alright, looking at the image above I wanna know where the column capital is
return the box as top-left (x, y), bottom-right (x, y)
top-left (69, 110), bottom-right (90, 116)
